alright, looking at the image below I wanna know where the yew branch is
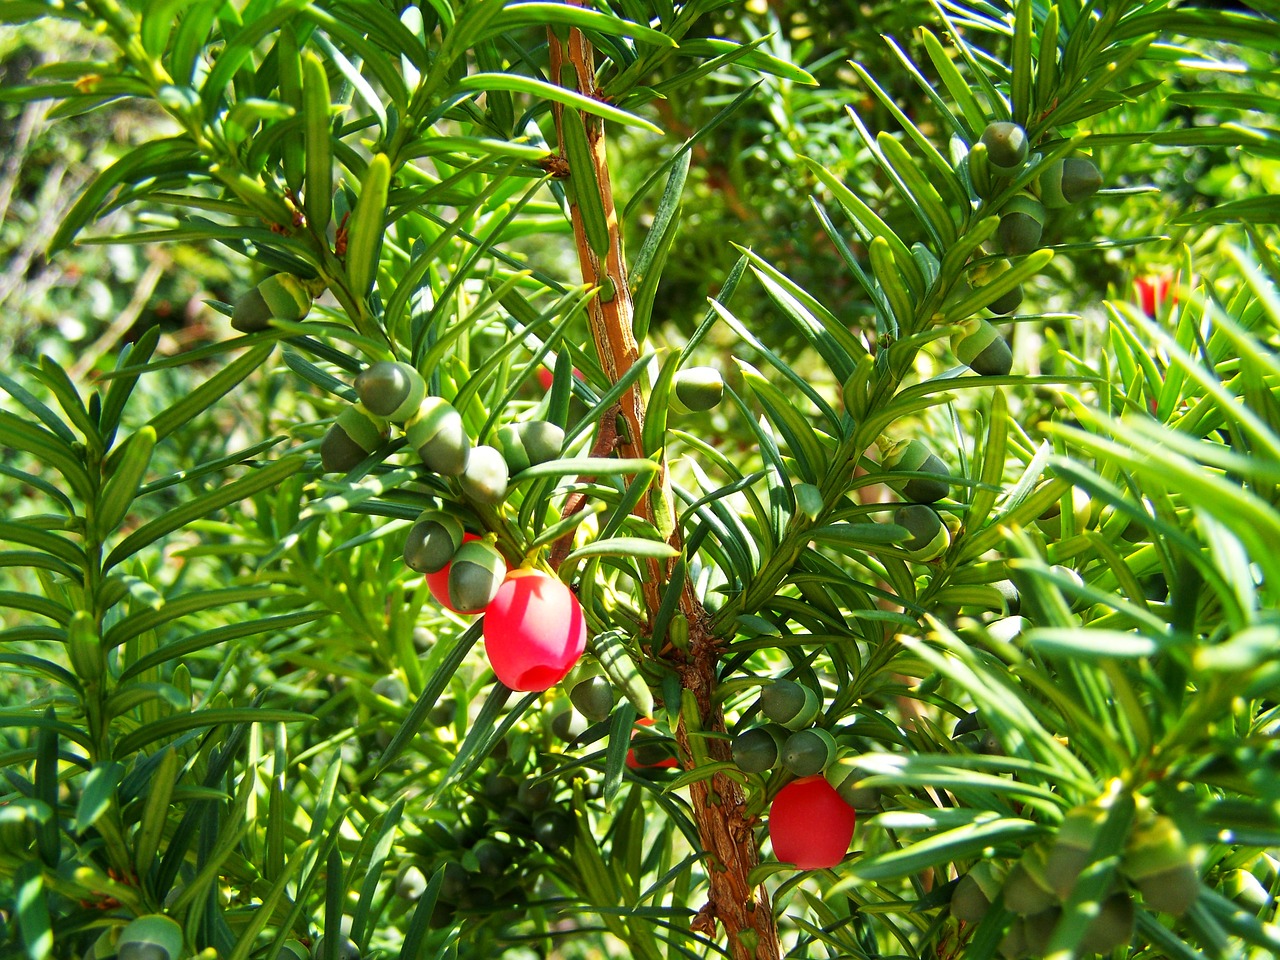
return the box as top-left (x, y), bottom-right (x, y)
top-left (546, 20), bottom-right (780, 960)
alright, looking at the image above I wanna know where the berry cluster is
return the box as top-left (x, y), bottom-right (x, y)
top-left (952, 803), bottom-right (1199, 959)
top-left (730, 679), bottom-right (877, 870)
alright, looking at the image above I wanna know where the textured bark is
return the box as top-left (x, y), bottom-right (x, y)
top-left (547, 20), bottom-right (781, 960)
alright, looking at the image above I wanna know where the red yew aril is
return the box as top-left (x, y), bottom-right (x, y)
top-left (769, 775), bottom-right (856, 870)
top-left (426, 533), bottom-right (480, 611)
top-left (482, 569), bottom-right (586, 691)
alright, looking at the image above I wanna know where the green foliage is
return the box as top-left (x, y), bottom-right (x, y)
top-left (2, 1), bottom-right (1280, 959)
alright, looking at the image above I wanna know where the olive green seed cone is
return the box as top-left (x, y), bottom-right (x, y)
top-left (988, 284), bottom-right (1024, 317)
top-left (951, 873), bottom-right (992, 923)
top-left (882, 438), bottom-right (951, 504)
top-left (321, 404), bottom-right (389, 473)
top-left (1003, 846), bottom-right (1056, 917)
top-left (998, 194), bottom-right (1045, 256)
top-left (459, 445), bottom-right (509, 505)
top-left (760, 678), bottom-right (820, 730)
top-left (403, 510), bottom-right (466, 574)
top-left (355, 360), bottom-right (426, 421)
top-left (520, 420), bottom-right (564, 466)
top-left (118, 916), bottom-right (183, 960)
top-left (980, 121), bottom-right (1029, 174)
top-left (780, 727), bottom-right (837, 777)
top-left (1136, 863), bottom-right (1200, 916)
top-left (894, 504), bottom-right (950, 561)
top-left (231, 286), bottom-right (272, 333)
top-left (1022, 907), bottom-right (1061, 957)
top-left (1037, 156), bottom-right (1103, 208)
top-left (1124, 815), bottom-right (1197, 915)
top-left (407, 397), bottom-right (470, 476)
top-left (1046, 799), bottom-right (1110, 897)
top-left (448, 540), bottom-right (506, 613)
top-left (496, 424), bottom-right (531, 474)
top-left (952, 318), bottom-right (1013, 376)
top-left (997, 919), bottom-right (1029, 960)
top-left (232, 273), bottom-right (311, 332)
top-left (825, 751), bottom-right (881, 809)
top-left (672, 366), bottom-right (725, 413)
top-left (1081, 893), bottom-right (1136, 955)
top-left (732, 724), bottom-right (788, 773)
top-left (570, 675), bottom-right (616, 721)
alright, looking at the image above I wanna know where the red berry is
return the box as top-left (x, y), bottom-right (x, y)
top-left (626, 717), bottom-right (680, 770)
top-left (769, 775), bottom-right (856, 870)
top-left (426, 533), bottom-right (481, 611)
top-left (482, 569), bottom-right (586, 691)
top-left (536, 368), bottom-right (554, 391)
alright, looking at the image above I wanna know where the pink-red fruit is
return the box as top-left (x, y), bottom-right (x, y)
top-left (483, 569), bottom-right (586, 691)
top-left (769, 775), bottom-right (856, 870)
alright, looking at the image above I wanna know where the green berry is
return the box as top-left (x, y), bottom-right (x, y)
top-left (952, 318), bottom-right (1013, 376)
top-left (825, 751), bottom-right (881, 809)
top-left (1036, 156), bottom-right (1103, 208)
top-left (231, 273), bottom-right (312, 333)
top-left (406, 398), bottom-right (470, 476)
top-left (403, 511), bottom-right (466, 574)
top-left (997, 194), bottom-right (1045, 256)
top-left (447, 540), bottom-right (506, 613)
top-left (459, 445), bottom-right (509, 505)
top-left (780, 728), bottom-right (837, 777)
top-left (894, 504), bottom-right (950, 561)
top-left (117, 916), bottom-right (183, 960)
top-left (671, 367), bottom-right (725, 414)
top-left (371, 674), bottom-right (408, 704)
top-left (321, 404), bottom-right (388, 474)
top-left (1081, 893), bottom-right (1135, 955)
top-left (759, 678), bottom-right (820, 730)
top-left (354, 361), bottom-right (426, 421)
top-left (1124, 815), bottom-right (1198, 916)
top-left (427, 697), bottom-right (455, 727)
top-left (532, 809), bottom-right (574, 848)
top-left (570, 675), bottom-right (616, 721)
top-left (731, 724), bottom-right (788, 774)
top-left (881, 438), bottom-right (951, 504)
top-left (980, 121), bottom-right (1029, 174)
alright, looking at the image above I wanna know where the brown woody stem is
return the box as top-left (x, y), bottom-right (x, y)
top-left (547, 19), bottom-right (780, 960)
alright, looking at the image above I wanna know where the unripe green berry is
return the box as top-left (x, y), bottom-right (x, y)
top-left (371, 673), bottom-right (408, 705)
top-left (671, 367), bottom-right (725, 414)
top-left (118, 916), bottom-right (183, 960)
top-left (447, 540), bottom-right (506, 613)
top-left (1003, 846), bottom-right (1056, 917)
top-left (731, 724), bottom-right (788, 774)
top-left (1036, 156), bottom-right (1103, 208)
top-left (532, 809), bottom-right (574, 848)
top-left (951, 871), bottom-right (992, 922)
top-left (952, 318), bottom-right (1013, 377)
top-left (321, 404), bottom-right (389, 473)
top-left (552, 706), bottom-right (589, 742)
top-left (980, 121), bottom-right (1029, 174)
top-left (570, 675), bottom-right (616, 721)
top-left (496, 421), bottom-right (564, 475)
top-left (403, 511), bottom-right (466, 574)
top-left (1124, 815), bottom-right (1198, 915)
top-left (406, 398), bottom-right (470, 476)
top-left (459, 445), bottom-right (509, 505)
top-left (354, 361), bottom-right (426, 421)
top-left (881, 438), bottom-right (951, 504)
top-left (427, 697), bottom-right (456, 727)
top-left (473, 838), bottom-right (509, 878)
top-left (780, 727), bottom-right (838, 777)
top-left (281, 940), bottom-right (310, 960)
top-left (517, 778), bottom-right (553, 810)
top-left (825, 751), bottom-right (882, 810)
top-left (1081, 893), bottom-right (1136, 955)
top-left (759, 678), bottom-right (820, 730)
top-left (997, 194), bottom-right (1045, 256)
top-left (231, 273), bottom-right (312, 332)
top-left (894, 504), bottom-right (950, 561)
